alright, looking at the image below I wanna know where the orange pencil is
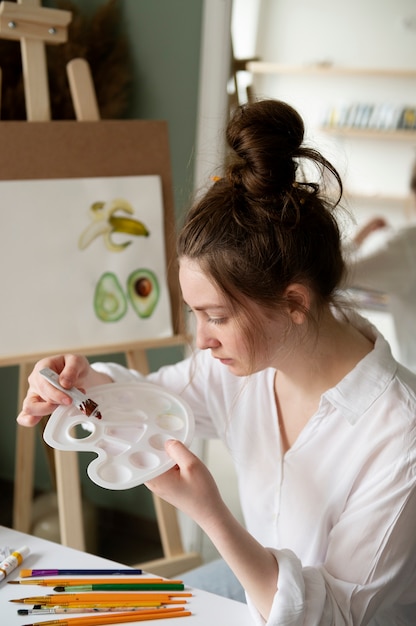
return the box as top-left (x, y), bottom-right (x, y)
top-left (11, 592), bottom-right (192, 605)
top-left (21, 607), bottom-right (191, 625)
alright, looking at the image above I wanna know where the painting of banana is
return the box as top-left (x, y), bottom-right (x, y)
top-left (78, 198), bottom-right (149, 252)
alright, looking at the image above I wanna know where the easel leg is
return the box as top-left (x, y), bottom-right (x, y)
top-left (153, 496), bottom-right (190, 558)
top-left (13, 426), bottom-right (35, 533)
top-left (13, 362), bottom-right (36, 532)
top-left (54, 449), bottom-right (85, 551)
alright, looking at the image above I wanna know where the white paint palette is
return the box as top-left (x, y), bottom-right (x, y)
top-left (43, 382), bottom-right (195, 490)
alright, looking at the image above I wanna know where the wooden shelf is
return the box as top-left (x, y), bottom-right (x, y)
top-left (344, 191), bottom-right (411, 204)
top-left (246, 62), bottom-right (416, 78)
top-left (320, 127), bottom-right (416, 141)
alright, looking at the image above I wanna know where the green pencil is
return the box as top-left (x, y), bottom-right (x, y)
top-left (54, 583), bottom-right (185, 592)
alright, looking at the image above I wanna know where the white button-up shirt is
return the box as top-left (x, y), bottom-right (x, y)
top-left (92, 312), bottom-right (416, 625)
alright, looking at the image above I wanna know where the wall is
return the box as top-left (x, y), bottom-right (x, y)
top-left (0, 0), bottom-right (203, 520)
top-left (238, 0), bottom-right (416, 231)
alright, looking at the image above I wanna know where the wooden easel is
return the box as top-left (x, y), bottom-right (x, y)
top-left (1, 0), bottom-right (201, 576)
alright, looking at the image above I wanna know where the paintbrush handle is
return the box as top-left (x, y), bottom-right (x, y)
top-left (54, 584), bottom-right (185, 592)
top-left (22, 607), bottom-right (190, 625)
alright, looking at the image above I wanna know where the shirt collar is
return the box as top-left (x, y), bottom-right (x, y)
top-left (324, 312), bottom-right (398, 424)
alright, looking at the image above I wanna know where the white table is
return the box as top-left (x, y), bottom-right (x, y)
top-left (1, 526), bottom-right (253, 625)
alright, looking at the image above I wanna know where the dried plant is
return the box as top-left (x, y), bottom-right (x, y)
top-left (0, 0), bottom-right (132, 119)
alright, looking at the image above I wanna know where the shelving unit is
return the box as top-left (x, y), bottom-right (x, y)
top-left (247, 62), bottom-right (416, 135)
top-left (247, 60), bottom-right (416, 223)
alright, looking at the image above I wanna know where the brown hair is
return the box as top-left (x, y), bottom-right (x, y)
top-left (177, 99), bottom-right (345, 357)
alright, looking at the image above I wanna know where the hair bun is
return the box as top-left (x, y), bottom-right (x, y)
top-left (226, 100), bottom-right (304, 195)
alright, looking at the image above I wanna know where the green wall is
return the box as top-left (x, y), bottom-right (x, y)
top-left (0, 0), bottom-right (203, 519)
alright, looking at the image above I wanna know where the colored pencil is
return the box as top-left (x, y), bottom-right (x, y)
top-left (11, 592), bottom-right (192, 604)
top-left (18, 606), bottom-right (167, 615)
top-left (21, 607), bottom-right (191, 626)
top-left (54, 583), bottom-right (185, 592)
top-left (19, 601), bottom-right (184, 609)
top-left (10, 578), bottom-right (182, 586)
top-left (20, 569), bottom-right (143, 578)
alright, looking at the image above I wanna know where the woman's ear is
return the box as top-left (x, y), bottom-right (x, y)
top-left (284, 283), bottom-right (311, 325)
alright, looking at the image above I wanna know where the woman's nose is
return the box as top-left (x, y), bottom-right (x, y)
top-left (196, 325), bottom-right (220, 351)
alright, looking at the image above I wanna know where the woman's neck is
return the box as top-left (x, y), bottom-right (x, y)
top-left (274, 308), bottom-right (374, 398)
top-left (273, 308), bottom-right (374, 453)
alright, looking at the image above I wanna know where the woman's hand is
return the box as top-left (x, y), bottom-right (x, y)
top-left (17, 354), bottom-right (111, 427)
top-left (145, 440), bottom-right (225, 530)
top-left (353, 217), bottom-right (388, 247)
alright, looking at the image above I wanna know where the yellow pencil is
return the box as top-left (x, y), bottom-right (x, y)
top-left (11, 592), bottom-right (192, 605)
top-left (15, 601), bottom-right (185, 610)
top-left (24, 601), bottom-right (186, 609)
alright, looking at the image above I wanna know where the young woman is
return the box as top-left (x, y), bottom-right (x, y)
top-left (18, 100), bottom-right (416, 625)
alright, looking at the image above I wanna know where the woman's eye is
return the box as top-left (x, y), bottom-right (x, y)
top-left (209, 317), bottom-right (226, 325)
top-left (185, 307), bottom-right (226, 325)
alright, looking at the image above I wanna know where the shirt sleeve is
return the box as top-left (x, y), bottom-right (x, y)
top-left (91, 361), bottom-right (143, 383)
top-left (246, 549), bottom-right (327, 626)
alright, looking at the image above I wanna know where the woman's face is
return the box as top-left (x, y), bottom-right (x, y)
top-left (179, 257), bottom-right (289, 376)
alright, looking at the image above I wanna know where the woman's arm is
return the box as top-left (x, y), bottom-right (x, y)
top-left (352, 217), bottom-right (387, 247)
top-left (146, 439), bottom-right (279, 621)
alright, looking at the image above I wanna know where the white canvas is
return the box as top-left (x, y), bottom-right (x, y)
top-left (1, 174), bottom-right (173, 358)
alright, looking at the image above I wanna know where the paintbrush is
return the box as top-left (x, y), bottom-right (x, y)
top-left (40, 367), bottom-right (102, 419)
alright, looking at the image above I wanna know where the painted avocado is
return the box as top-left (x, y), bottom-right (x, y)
top-left (127, 268), bottom-right (160, 318)
top-left (94, 271), bottom-right (128, 322)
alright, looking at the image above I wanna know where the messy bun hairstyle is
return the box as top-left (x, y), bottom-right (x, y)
top-left (177, 99), bottom-right (345, 340)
